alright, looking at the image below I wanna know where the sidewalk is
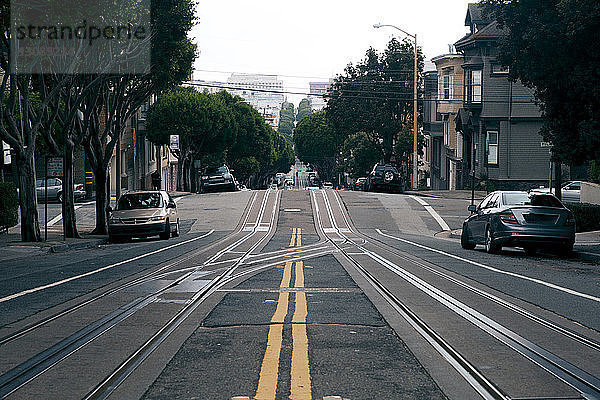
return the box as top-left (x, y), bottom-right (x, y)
top-left (406, 189), bottom-right (487, 201)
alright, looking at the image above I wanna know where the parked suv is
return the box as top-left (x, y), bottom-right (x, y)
top-left (201, 165), bottom-right (237, 192)
top-left (367, 163), bottom-right (402, 193)
top-left (108, 191), bottom-right (179, 242)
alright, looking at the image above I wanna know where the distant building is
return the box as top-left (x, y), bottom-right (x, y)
top-left (308, 81), bottom-right (332, 111)
top-left (226, 73), bottom-right (286, 129)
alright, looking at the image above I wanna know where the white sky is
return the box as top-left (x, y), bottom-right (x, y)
top-left (191, 0), bottom-right (473, 106)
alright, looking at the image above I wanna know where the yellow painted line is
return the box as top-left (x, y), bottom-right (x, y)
top-left (255, 261), bottom-right (293, 399)
top-left (289, 227), bottom-right (297, 247)
top-left (281, 261), bottom-right (292, 288)
top-left (294, 260), bottom-right (304, 288)
top-left (297, 228), bottom-right (302, 247)
top-left (255, 323), bottom-right (284, 400)
top-left (290, 259), bottom-right (311, 399)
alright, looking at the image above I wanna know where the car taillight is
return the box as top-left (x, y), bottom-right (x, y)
top-left (564, 214), bottom-right (576, 227)
top-left (499, 211), bottom-right (519, 225)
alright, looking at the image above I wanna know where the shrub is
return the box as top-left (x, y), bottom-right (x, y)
top-left (564, 202), bottom-right (600, 233)
top-left (0, 182), bottom-right (19, 231)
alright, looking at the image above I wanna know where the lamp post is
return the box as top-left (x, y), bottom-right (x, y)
top-left (373, 23), bottom-right (418, 189)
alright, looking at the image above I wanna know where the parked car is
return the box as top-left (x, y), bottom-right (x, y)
top-left (269, 183), bottom-right (278, 190)
top-left (322, 182), bottom-right (334, 189)
top-left (354, 177), bottom-right (367, 191)
top-left (366, 163), bottom-right (402, 193)
top-left (201, 165), bottom-right (237, 192)
top-left (108, 191), bottom-right (179, 242)
top-left (35, 178), bottom-right (86, 203)
top-left (529, 181), bottom-right (581, 202)
top-left (461, 191), bottom-right (575, 255)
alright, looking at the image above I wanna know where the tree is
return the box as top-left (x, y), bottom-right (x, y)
top-left (326, 38), bottom-right (424, 163)
top-left (83, 0), bottom-right (196, 234)
top-left (146, 87), bottom-right (233, 191)
top-left (293, 110), bottom-right (342, 182)
top-left (295, 98), bottom-right (312, 123)
top-left (341, 132), bottom-right (382, 179)
top-left (278, 102), bottom-right (295, 140)
top-left (481, 0), bottom-right (600, 194)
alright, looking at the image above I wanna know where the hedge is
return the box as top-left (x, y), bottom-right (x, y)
top-left (564, 202), bottom-right (600, 233)
top-left (0, 182), bottom-right (18, 231)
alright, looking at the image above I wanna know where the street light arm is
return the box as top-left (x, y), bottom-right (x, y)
top-left (372, 23), bottom-right (415, 39)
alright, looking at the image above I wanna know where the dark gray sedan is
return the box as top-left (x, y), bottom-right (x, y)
top-left (461, 191), bottom-right (576, 255)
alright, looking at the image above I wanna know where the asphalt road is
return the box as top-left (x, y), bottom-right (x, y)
top-left (1, 180), bottom-right (599, 400)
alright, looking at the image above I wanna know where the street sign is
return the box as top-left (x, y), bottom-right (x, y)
top-left (2, 141), bottom-right (10, 165)
top-left (46, 157), bottom-right (64, 177)
top-left (169, 134), bottom-right (180, 151)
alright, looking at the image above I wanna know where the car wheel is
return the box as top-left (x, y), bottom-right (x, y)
top-left (485, 226), bottom-right (500, 254)
top-left (523, 245), bottom-right (537, 256)
top-left (557, 243), bottom-right (573, 256)
top-left (160, 221), bottom-right (171, 240)
top-left (172, 219), bottom-right (180, 237)
top-left (461, 224), bottom-right (476, 250)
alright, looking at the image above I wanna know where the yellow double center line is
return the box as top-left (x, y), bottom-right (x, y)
top-left (256, 228), bottom-right (311, 400)
top-left (289, 227), bottom-right (302, 247)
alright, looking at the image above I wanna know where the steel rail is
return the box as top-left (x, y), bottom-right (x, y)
top-left (323, 190), bottom-right (600, 399)
top-left (311, 189), bottom-right (510, 399)
top-left (82, 189), bottom-right (282, 400)
top-left (0, 190), bottom-right (277, 399)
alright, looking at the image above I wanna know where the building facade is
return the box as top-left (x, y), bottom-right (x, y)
top-left (226, 73), bottom-right (285, 129)
top-left (454, 3), bottom-right (550, 190)
top-left (308, 81), bottom-right (332, 111)
top-left (431, 51), bottom-right (464, 190)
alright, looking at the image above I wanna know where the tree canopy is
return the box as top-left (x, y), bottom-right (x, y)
top-left (481, 0), bottom-right (600, 165)
top-left (293, 110), bottom-right (342, 181)
top-left (295, 98), bottom-right (312, 123)
top-left (326, 38), bottom-right (424, 163)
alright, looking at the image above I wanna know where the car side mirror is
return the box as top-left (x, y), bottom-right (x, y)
top-left (168, 201), bottom-right (176, 208)
top-left (468, 205), bottom-right (477, 213)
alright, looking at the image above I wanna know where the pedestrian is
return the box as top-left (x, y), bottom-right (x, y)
top-left (151, 170), bottom-right (161, 190)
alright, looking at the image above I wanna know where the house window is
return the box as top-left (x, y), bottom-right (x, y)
top-left (443, 73), bottom-right (453, 100)
top-left (492, 64), bottom-right (509, 74)
top-left (443, 119), bottom-right (450, 147)
top-left (471, 70), bottom-right (482, 103)
top-left (487, 131), bottom-right (499, 166)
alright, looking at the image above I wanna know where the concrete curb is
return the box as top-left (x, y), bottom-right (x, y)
top-left (49, 237), bottom-right (108, 253)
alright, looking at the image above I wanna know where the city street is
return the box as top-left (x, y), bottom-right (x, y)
top-left (1, 166), bottom-right (599, 399)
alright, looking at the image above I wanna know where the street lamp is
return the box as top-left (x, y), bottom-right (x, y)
top-left (373, 23), bottom-right (418, 190)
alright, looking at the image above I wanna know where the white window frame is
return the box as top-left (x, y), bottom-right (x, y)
top-left (471, 70), bottom-right (482, 103)
top-left (486, 130), bottom-right (499, 166)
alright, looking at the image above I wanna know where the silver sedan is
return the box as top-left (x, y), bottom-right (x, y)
top-left (461, 191), bottom-right (576, 255)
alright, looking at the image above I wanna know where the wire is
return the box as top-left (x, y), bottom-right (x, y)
top-left (185, 81), bottom-right (541, 104)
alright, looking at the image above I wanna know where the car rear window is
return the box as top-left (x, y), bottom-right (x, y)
top-left (117, 193), bottom-right (163, 210)
top-left (530, 194), bottom-right (563, 208)
top-left (503, 193), bottom-right (531, 206)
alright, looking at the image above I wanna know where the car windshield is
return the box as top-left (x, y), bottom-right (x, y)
top-left (117, 193), bottom-right (163, 210)
top-left (205, 166), bottom-right (228, 174)
top-left (503, 193), bottom-right (531, 206)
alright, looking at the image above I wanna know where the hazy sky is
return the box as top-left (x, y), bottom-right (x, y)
top-left (191, 0), bottom-right (474, 105)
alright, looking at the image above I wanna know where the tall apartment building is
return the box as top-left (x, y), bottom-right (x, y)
top-left (308, 81), bottom-right (332, 111)
top-left (226, 73), bottom-right (286, 129)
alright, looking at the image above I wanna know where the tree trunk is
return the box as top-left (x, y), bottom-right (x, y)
top-left (554, 161), bottom-right (562, 201)
top-left (62, 142), bottom-right (79, 238)
top-left (155, 144), bottom-right (162, 189)
top-left (91, 164), bottom-right (109, 235)
top-left (176, 156), bottom-right (184, 192)
top-left (15, 151), bottom-right (41, 242)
